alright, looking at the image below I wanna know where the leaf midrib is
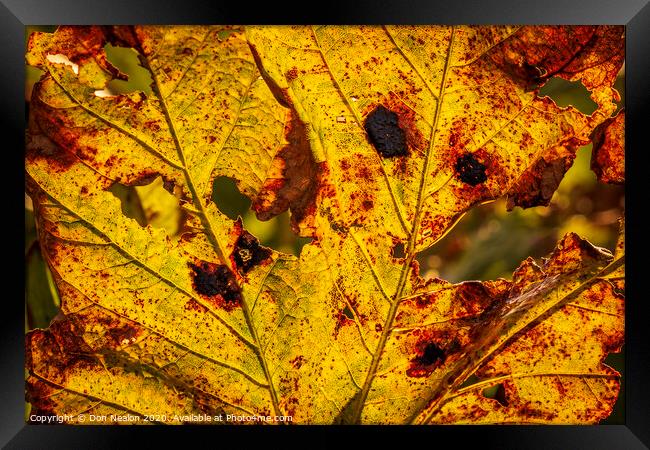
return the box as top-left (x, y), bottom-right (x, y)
top-left (135, 27), bottom-right (283, 419)
top-left (348, 26), bottom-right (457, 424)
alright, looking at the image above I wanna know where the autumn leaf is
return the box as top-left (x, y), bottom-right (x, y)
top-left (25, 25), bottom-right (625, 424)
top-left (591, 110), bottom-right (625, 184)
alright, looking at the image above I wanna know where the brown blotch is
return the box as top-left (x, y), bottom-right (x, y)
top-left (106, 323), bottom-right (142, 348)
top-left (364, 105), bottom-right (408, 158)
top-left (188, 261), bottom-right (242, 311)
top-left (455, 153), bottom-right (487, 185)
top-left (26, 109), bottom-right (78, 172)
top-left (506, 149), bottom-right (576, 210)
top-left (231, 228), bottom-right (272, 274)
top-left (252, 110), bottom-right (321, 234)
top-left (406, 340), bottom-right (446, 378)
top-left (361, 92), bottom-right (428, 162)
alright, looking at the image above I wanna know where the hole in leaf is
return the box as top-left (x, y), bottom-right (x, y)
top-left (134, 176), bottom-right (183, 238)
top-left (45, 54), bottom-right (79, 74)
top-left (341, 305), bottom-right (354, 320)
top-left (416, 136), bottom-right (623, 281)
top-left (213, 176), bottom-right (311, 257)
top-left (458, 374), bottom-right (481, 389)
top-left (612, 65), bottom-right (625, 114)
top-left (26, 241), bottom-right (60, 329)
top-left (603, 345), bottom-right (625, 424)
top-left (538, 77), bottom-right (598, 116)
top-left (213, 176), bottom-right (250, 221)
top-left (109, 183), bottom-right (147, 227)
top-left (392, 242), bottom-right (406, 258)
top-left (415, 199), bottom-right (560, 283)
top-left (109, 177), bottom-right (183, 236)
top-left (100, 43), bottom-right (153, 96)
top-left (482, 383), bottom-right (509, 407)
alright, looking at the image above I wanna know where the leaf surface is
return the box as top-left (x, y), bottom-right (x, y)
top-left (26, 25), bottom-right (625, 424)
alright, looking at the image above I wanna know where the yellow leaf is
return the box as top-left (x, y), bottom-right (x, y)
top-left (26, 25), bottom-right (625, 425)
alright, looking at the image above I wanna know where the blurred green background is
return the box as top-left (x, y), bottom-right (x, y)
top-left (24, 26), bottom-right (625, 423)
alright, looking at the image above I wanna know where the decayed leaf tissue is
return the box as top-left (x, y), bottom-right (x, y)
top-left (25, 25), bottom-right (625, 424)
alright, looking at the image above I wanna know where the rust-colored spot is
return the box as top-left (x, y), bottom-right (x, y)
top-left (286, 66), bottom-right (299, 81)
top-left (455, 153), bottom-right (487, 185)
top-left (232, 229), bottom-right (272, 274)
top-left (184, 299), bottom-right (209, 313)
top-left (290, 355), bottom-right (305, 369)
top-left (188, 261), bottom-right (242, 310)
top-left (364, 105), bottom-right (408, 158)
top-left (334, 307), bottom-right (354, 335)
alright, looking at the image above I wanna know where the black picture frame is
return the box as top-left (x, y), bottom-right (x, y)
top-left (2, 0), bottom-right (648, 447)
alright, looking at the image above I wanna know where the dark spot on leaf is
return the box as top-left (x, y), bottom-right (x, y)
top-left (420, 342), bottom-right (445, 366)
top-left (189, 261), bottom-right (242, 310)
top-left (407, 342), bottom-right (446, 377)
top-left (232, 230), bottom-right (272, 274)
top-left (455, 153), bottom-right (487, 185)
top-left (364, 105), bottom-right (408, 158)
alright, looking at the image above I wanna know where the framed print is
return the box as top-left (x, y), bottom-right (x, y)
top-left (2, 0), bottom-right (648, 447)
